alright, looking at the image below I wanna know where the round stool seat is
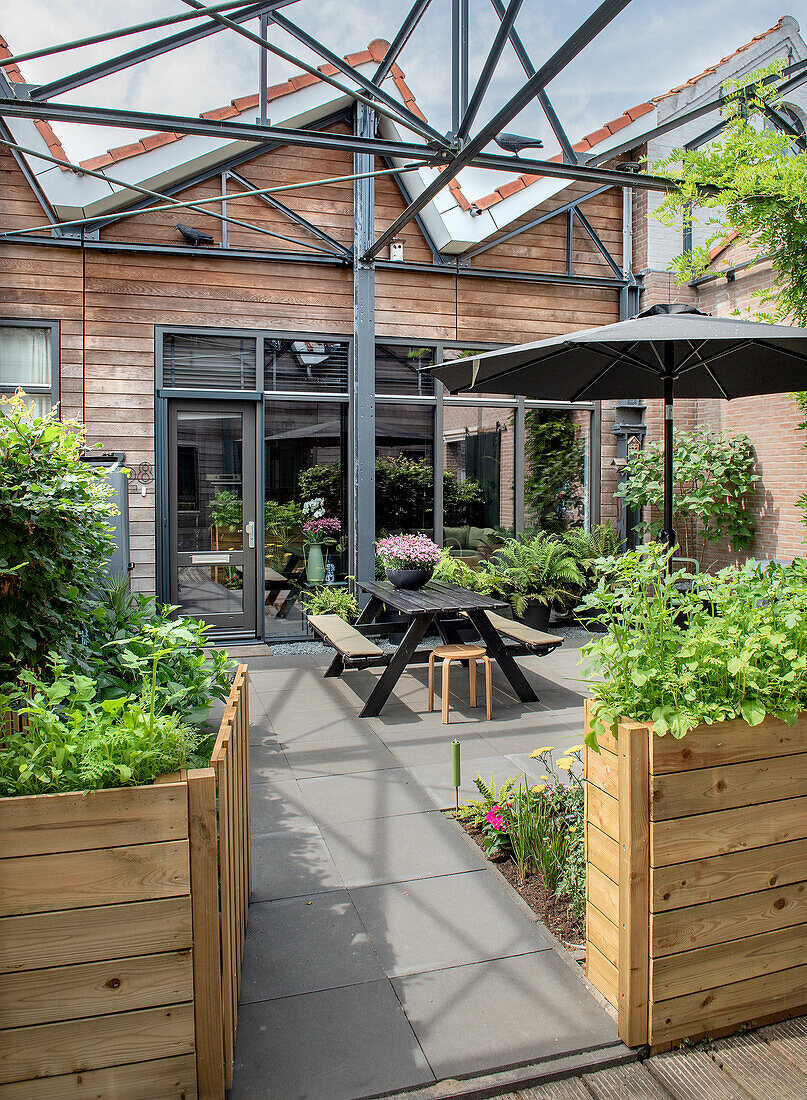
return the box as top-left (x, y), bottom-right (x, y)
top-left (431, 643), bottom-right (486, 660)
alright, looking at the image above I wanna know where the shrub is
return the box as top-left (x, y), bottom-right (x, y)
top-left (85, 580), bottom-right (233, 727)
top-left (581, 543), bottom-right (807, 748)
top-left (301, 586), bottom-right (359, 622)
top-left (487, 534), bottom-right (584, 616)
top-left (0, 393), bottom-right (117, 678)
top-left (524, 411), bottom-right (585, 533)
top-left (0, 662), bottom-right (204, 797)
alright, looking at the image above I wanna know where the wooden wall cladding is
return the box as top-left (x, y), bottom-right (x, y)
top-left (584, 700), bottom-right (807, 1050)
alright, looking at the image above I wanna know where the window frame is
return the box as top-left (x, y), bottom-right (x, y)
top-left (0, 319), bottom-right (59, 416)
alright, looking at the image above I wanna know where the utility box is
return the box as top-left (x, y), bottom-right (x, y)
top-left (81, 451), bottom-right (131, 579)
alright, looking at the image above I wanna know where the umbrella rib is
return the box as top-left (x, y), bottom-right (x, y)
top-left (704, 364), bottom-right (731, 401)
top-left (449, 342), bottom-right (574, 393)
top-left (675, 339), bottom-right (709, 374)
top-left (755, 339), bottom-right (807, 365)
top-left (675, 339), bottom-right (755, 377)
top-left (570, 344), bottom-right (659, 401)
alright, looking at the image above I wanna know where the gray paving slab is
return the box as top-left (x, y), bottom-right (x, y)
top-left (320, 810), bottom-right (485, 888)
top-left (274, 713), bottom-right (383, 746)
top-left (249, 736), bottom-right (296, 784)
top-left (284, 738), bottom-right (401, 779)
top-left (350, 871), bottom-right (551, 977)
top-left (239, 891), bottom-right (386, 1002)
top-left (387, 731), bottom-right (497, 767)
top-left (250, 779), bottom-right (311, 837)
top-left (297, 767), bottom-right (435, 824)
top-left (407, 753), bottom-right (544, 809)
top-left (230, 980), bottom-right (435, 1100)
top-left (391, 951), bottom-right (619, 1080)
top-left (250, 826), bottom-right (345, 902)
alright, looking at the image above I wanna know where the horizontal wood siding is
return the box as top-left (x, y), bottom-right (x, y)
top-left (585, 707), bottom-right (807, 1049)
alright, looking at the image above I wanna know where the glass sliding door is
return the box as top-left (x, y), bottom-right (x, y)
top-left (264, 400), bottom-right (348, 638)
top-left (168, 402), bottom-right (257, 634)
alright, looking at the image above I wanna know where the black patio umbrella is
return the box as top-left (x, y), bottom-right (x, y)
top-left (432, 303), bottom-right (807, 546)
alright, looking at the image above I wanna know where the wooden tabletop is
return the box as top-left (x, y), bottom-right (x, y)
top-left (356, 579), bottom-right (508, 615)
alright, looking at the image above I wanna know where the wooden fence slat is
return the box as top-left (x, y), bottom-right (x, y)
top-left (651, 752), bottom-right (807, 820)
top-left (586, 747), bottom-right (619, 800)
top-left (243, 668), bottom-right (252, 904)
top-left (0, 784), bottom-right (188, 858)
top-left (0, 1054), bottom-right (198, 1099)
top-left (587, 863), bottom-right (619, 927)
top-left (651, 838), bottom-right (807, 912)
top-left (618, 722), bottom-right (650, 1047)
top-left (0, 898), bottom-right (192, 974)
top-left (226, 716), bottom-right (239, 1077)
top-left (650, 713), bottom-right (807, 774)
top-left (214, 728), bottom-right (235, 1090)
top-left (0, 950), bottom-right (193, 1028)
top-left (187, 769), bottom-right (225, 1100)
top-left (0, 1003), bottom-right (195, 1085)
top-left (587, 784), bottom-right (620, 843)
top-left (651, 796), bottom-right (807, 867)
top-left (0, 842), bottom-right (190, 916)
top-left (587, 941), bottom-right (618, 1009)
top-left (587, 902), bottom-right (619, 965)
top-left (587, 823), bottom-right (619, 884)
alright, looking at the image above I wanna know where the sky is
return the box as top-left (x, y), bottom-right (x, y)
top-left (1, 0), bottom-right (801, 178)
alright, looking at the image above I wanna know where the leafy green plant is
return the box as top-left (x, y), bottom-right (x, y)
top-left (210, 488), bottom-right (242, 530)
top-left (524, 410), bottom-right (585, 533)
top-left (456, 773), bottom-right (517, 831)
top-left (0, 393), bottom-right (117, 678)
top-left (616, 428), bottom-right (758, 565)
top-left (85, 581), bottom-right (232, 727)
top-left (581, 543), bottom-right (807, 749)
top-left (431, 550), bottom-right (500, 596)
top-left (487, 534), bottom-right (584, 616)
top-left (301, 586), bottom-right (359, 621)
top-left (563, 522), bottom-right (622, 592)
top-left (0, 661), bottom-right (202, 796)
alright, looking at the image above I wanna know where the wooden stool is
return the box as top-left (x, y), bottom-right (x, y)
top-left (428, 643), bottom-right (493, 724)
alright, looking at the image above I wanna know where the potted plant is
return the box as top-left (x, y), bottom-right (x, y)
top-left (580, 544), bottom-right (807, 1051)
top-left (487, 533), bottom-right (583, 631)
top-left (301, 498), bottom-right (341, 583)
top-left (376, 533), bottom-right (442, 588)
top-left (301, 586), bottom-right (359, 622)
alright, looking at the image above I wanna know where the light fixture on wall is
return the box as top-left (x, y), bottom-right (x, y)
top-left (389, 237), bottom-right (405, 262)
top-left (175, 223), bottom-right (214, 246)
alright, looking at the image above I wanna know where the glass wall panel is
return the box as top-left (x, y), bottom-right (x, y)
top-left (265, 338), bottom-right (348, 393)
top-left (442, 403), bottom-right (515, 559)
top-left (523, 406), bottom-right (588, 532)
top-left (264, 400), bottom-right (348, 637)
top-left (163, 333), bottom-right (257, 389)
top-left (375, 404), bottom-right (435, 537)
top-left (375, 343), bottom-right (435, 396)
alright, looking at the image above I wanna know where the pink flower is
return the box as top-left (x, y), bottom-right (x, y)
top-left (376, 533), bottom-right (442, 569)
top-left (485, 805), bottom-right (507, 831)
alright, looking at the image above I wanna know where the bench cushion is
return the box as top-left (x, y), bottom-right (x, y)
top-left (307, 614), bottom-right (383, 658)
top-left (483, 610), bottom-right (562, 649)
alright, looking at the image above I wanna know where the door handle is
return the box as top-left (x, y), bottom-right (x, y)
top-left (246, 520), bottom-right (255, 549)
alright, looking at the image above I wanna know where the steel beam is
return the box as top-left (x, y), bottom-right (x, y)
top-left (491, 0), bottom-right (577, 164)
top-left (376, 257), bottom-right (626, 288)
top-left (178, 0), bottom-right (439, 144)
top-left (586, 56), bottom-right (807, 165)
top-left (29, 2), bottom-right (292, 102)
top-left (452, 0), bottom-right (470, 137)
top-left (463, 183), bottom-right (611, 259)
top-left (372, 0), bottom-right (433, 85)
top-left (574, 206), bottom-right (623, 277)
top-left (266, 9), bottom-right (448, 146)
top-left (0, 95), bottom-right (690, 194)
top-left (228, 168), bottom-right (352, 256)
top-left (761, 102), bottom-right (807, 150)
top-left (352, 104), bottom-right (376, 591)
top-left (363, 0), bottom-right (634, 259)
top-left (457, 0), bottom-right (525, 143)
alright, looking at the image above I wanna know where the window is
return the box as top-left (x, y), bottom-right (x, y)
top-left (376, 404), bottom-right (435, 536)
top-left (265, 339), bottom-right (348, 393)
top-left (0, 322), bottom-right (56, 417)
top-left (163, 332), bottom-right (257, 389)
top-left (376, 344), bottom-right (435, 396)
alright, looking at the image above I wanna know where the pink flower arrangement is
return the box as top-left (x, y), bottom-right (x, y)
top-left (303, 517), bottom-right (341, 543)
top-left (376, 533), bottom-right (442, 569)
top-left (485, 805), bottom-right (507, 831)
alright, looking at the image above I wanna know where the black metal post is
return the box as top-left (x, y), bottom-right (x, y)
top-left (660, 359), bottom-right (675, 549)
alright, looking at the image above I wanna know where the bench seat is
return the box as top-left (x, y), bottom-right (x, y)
top-left (481, 610), bottom-right (563, 651)
top-left (307, 614), bottom-right (383, 659)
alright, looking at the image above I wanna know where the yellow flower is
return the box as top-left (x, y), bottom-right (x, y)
top-left (540, 775), bottom-right (549, 781)
top-left (569, 744), bottom-right (585, 753)
top-left (531, 783), bottom-right (546, 794)
top-left (555, 758), bottom-right (573, 771)
top-left (529, 746), bottom-right (555, 758)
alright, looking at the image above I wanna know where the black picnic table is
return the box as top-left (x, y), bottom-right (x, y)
top-left (326, 579), bottom-right (539, 718)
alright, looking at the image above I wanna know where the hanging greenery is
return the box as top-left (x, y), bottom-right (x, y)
top-left (616, 427), bottom-right (758, 563)
top-left (523, 410), bottom-right (585, 533)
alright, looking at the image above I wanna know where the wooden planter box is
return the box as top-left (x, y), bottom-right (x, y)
top-left (584, 698), bottom-right (807, 1051)
top-left (0, 666), bottom-right (251, 1099)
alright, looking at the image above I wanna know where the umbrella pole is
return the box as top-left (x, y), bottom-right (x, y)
top-left (660, 368), bottom-right (676, 554)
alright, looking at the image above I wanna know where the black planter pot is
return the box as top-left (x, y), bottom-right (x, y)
top-left (385, 566), bottom-right (433, 589)
top-left (515, 600), bottom-right (551, 632)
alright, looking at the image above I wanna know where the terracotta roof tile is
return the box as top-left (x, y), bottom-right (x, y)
top-left (652, 18), bottom-right (786, 103)
top-left (0, 34), bottom-right (69, 166)
top-left (708, 229), bottom-right (740, 261)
